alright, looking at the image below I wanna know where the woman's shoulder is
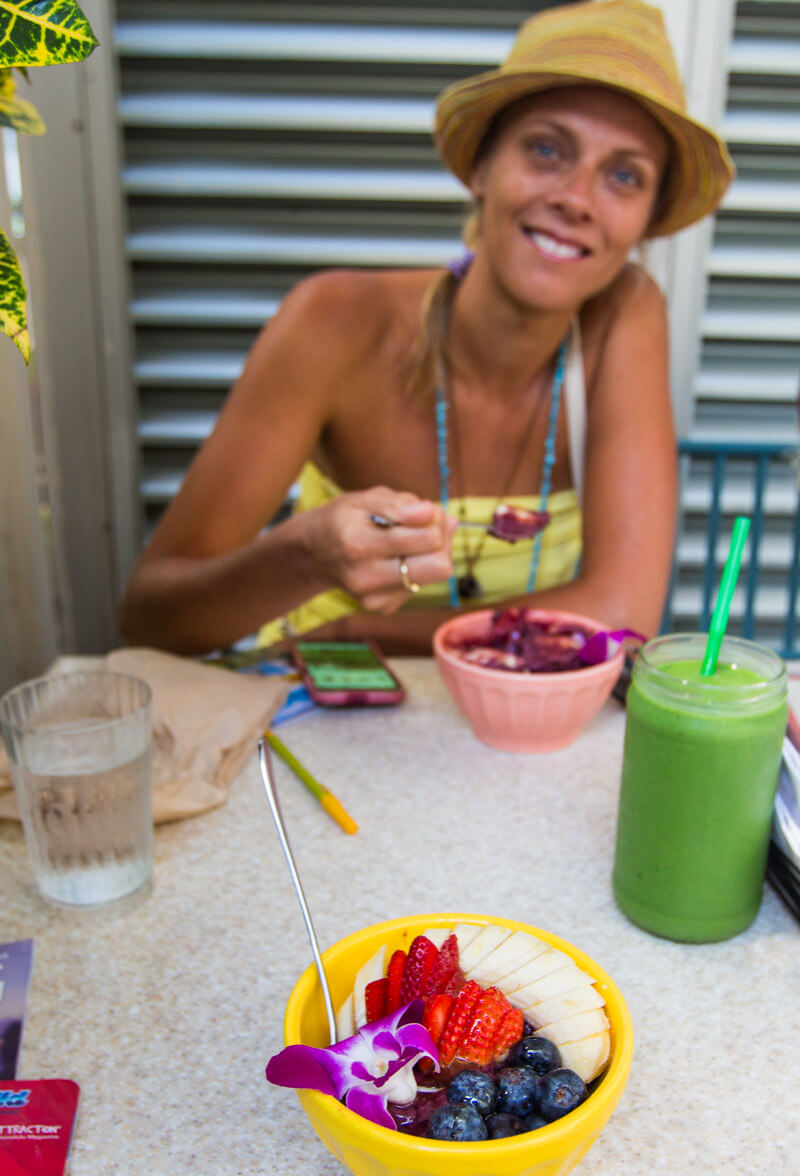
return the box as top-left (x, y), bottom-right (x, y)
top-left (278, 268), bottom-right (434, 344)
top-left (581, 261), bottom-right (666, 339)
top-left (579, 262), bottom-right (667, 374)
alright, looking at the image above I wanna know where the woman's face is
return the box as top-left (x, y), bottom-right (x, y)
top-left (470, 85), bottom-right (669, 311)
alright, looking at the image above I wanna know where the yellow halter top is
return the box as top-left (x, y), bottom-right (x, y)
top-left (257, 324), bottom-right (586, 647)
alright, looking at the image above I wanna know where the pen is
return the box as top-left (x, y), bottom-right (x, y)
top-left (262, 729), bottom-right (358, 835)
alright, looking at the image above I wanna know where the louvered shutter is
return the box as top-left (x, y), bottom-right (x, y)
top-left (112, 1), bottom-right (574, 537)
top-left (669, 0), bottom-right (800, 652)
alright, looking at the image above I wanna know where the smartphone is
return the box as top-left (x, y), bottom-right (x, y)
top-left (291, 641), bottom-right (405, 707)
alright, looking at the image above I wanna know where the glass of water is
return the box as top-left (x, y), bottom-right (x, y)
top-left (0, 671), bottom-right (152, 908)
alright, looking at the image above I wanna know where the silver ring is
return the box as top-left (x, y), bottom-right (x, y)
top-left (399, 557), bottom-right (420, 594)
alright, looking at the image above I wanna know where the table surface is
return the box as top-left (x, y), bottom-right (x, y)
top-left (2, 657), bottom-right (799, 1176)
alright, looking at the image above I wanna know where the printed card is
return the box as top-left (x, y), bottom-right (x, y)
top-left (0, 1079), bottom-right (80, 1176)
top-left (0, 940), bottom-right (34, 1080)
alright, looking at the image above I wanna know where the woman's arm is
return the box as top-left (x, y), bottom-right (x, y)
top-left (320, 269), bottom-right (676, 654)
top-left (118, 273), bottom-right (453, 655)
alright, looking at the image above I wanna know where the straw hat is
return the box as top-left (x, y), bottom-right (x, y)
top-left (434, 0), bottom-right (735, 238)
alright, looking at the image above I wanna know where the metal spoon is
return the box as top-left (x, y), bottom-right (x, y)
top-left (367, 508), bottom-right (549, 541)
top-left (368, 510), bottom-right (493, 533)
top-left (258, 734), bottom-right (338, 1044)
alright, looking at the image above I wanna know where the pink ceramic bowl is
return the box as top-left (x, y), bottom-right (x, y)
top-left (433, 608), bottom-right (625, 753)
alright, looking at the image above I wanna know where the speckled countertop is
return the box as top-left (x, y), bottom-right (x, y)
top-left (1, 658), bottom-right (798, 1176)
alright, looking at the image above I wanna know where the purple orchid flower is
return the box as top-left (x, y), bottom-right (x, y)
top-left (266, 1000), bottom-right (438, 1130)
top-left (576, 628), bottom-right (644, 665)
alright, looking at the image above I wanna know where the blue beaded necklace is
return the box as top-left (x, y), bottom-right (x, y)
top-left (436, 337), bottom-right (568, 608)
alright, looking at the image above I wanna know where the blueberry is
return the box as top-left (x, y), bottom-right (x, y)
top-left (485, 1112), bottom-right (526, 1139)
top-left (496, 1066), bottom-right (540, 1118)
top-left (536, 1068), bottom-right (588, 1121)
top-left (426, 1104), bottom-right (488, 1141)
top-left (446, 1069), bottom-right (497, 1116)
top-left (507, 1035), bottom-right (562, 1075)
top-left (523, 1111), bottom-right (549, 1131)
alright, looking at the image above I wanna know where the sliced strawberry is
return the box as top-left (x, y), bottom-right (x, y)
top-left (385, 949), bottom-right (406, 1013)
top-left (457, 987), bottom-right (510, 1067)
top-left (423, 992), bottom-right (454, 1047)
top-left (423, 933), bottom-right (460, 998)
top-left (437, 980), bottom-right (484, 1068)
top-left (444, 967), bottom-right (466, 996)
top-left (364, 977), bottom-right (388, 1024)
top-left (399, 936), bottom-right (438, 1003)
top-left (417, 993), bottom-right (454, 1076)
top-left (491, 1005), bottom-right (524, 1064)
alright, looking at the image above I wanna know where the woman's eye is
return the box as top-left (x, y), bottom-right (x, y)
top-left (525, 137), bottom-right (561, 162)
top-left (610, 165), bottom-right (643, 189)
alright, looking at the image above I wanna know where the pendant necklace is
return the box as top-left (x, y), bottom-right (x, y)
top-left (436, 339), bottom-right (568, 605)
top-left (448, 372), bottom-right (550, 600)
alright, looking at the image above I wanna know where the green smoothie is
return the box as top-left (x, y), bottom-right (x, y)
top-left (613, 634), bottom-right (787, 942)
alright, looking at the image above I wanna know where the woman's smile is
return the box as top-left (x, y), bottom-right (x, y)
top-left (522, 226), bottom-right (592, 263)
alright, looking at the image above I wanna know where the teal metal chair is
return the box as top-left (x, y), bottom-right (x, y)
top-left (662, 440), bottom-right (800, 659)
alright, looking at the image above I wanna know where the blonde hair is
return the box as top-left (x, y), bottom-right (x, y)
top-left (405, 208), bottom-right (482, 403)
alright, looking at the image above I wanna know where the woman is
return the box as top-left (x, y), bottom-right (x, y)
top-left (118, 0), bottom-right (734, 656)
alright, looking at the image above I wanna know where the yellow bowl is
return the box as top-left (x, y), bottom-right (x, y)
top-left (282, 912), bottom-right (633, 1176)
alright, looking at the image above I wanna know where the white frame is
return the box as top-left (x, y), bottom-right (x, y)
top-left (651, 0), bottom-right (737, 436)
top-left (0, 157), bottom-right (58, 692)
top-left (10, 0), bottom-right (140, 666)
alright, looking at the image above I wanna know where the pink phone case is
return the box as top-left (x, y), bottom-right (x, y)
top-left (292, 642), bottom-right (405, 707)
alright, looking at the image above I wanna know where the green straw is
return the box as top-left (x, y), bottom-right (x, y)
top-left (700, 515), bottom-right (751, 677)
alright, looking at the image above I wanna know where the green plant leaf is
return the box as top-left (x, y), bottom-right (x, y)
top-left (0, 1), bottom-right (98, 68)
top-left (0, 66), bottom-right (44, 131)
top-left (0, 227), bottom-right (30, 362)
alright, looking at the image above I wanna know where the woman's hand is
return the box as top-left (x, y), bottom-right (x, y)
top-left (304, 487), bottom-right (457, 614)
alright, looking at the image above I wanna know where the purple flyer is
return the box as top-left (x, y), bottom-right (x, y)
top-left (0, 939), bottom-right (34, 1080)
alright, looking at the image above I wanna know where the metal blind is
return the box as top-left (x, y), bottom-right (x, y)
top-left (112, 0), bottom-right (571, 535)
top-left (670, 0), bottom-right (800, 647)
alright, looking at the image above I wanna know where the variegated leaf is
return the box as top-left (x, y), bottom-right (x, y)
top-left (0, 1), bottom-right (98, 68)
top-left (0, 227), bottom-right (30, 362)
top-left (0, 67), bottom-right (44, 132)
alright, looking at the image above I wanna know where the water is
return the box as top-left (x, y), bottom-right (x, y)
top-left (16, 748), bottom-right (153, 907)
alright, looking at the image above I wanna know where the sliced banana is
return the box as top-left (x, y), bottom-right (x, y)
top-left (521, 983), bottom-right (605, 1028)
top-left (532, 1007), bottom-right (610, 1047)
top-left (336, 991), bottom-right (355, 1040)
top-left (457, 924), bottom-right (514, 973)
top-left (352, 946), bottom-right (386, 1028)
top-left (452, 922), bottom-right (483, 953)
top-left (498, 946), bottom-right (574, 994)
top-left (507, 962), bottom-right (592, 1006)
top-left (465, 930), bottom-right (550, 987)
top-left (557, 1033), bottom-right (611, 1082)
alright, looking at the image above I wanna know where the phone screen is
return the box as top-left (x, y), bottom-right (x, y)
top-left (295, 642), bottom-right (399, 692)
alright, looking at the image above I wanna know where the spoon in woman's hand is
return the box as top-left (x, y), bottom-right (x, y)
top-left (368, 503), bottom-right (549, 543)
top-left (258, 734), bottom-right (338, 1045)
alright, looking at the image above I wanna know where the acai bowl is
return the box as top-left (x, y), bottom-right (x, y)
top-left (433, 608), bottom-right (636, 752)
top-left (270, 912), bottom-right (633, 1176)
